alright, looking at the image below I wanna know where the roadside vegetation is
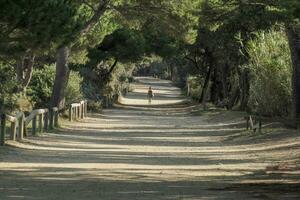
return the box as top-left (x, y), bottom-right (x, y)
top-left (0, 0), bottom-right (299, 122)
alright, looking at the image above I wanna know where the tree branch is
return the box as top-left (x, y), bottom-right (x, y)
top-left (79, 0), bottom-right (111, 37)
top-left (106, 58), bottom-right (118, 76)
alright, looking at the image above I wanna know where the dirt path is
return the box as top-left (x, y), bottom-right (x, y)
top-left (0, 77), bottom-right (299, 200)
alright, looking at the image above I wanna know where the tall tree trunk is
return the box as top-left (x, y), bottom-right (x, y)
top-left (200, 65), bottom-right (213, 103)
top-left (221, 63), bottom-right (229, 100)
top-left (228, 85), bottom-right (240, 110)
top-left (286, 24), bottom-right (300, 119)
top-left (51, 47), bottom-right (70, 109)
top-left (239, 70), bottom-right (250, 110)
top-left (200, 52), bottom-right (213, 104)
top-left (210, 67), bottom-right (218, 104)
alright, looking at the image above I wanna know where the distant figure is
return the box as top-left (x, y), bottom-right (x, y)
top-left (147, 86), bottom-right (154, 104)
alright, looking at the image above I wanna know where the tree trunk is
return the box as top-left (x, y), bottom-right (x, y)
top-left (210, 67), bottom-right (218, 104)
top-left (286, 24), bottom-right (300, 119)
top-left (102, 58), bottom-right (118, 82)
top-left (221, 63), bottom-right (229, 100)
top-left (239, 69), bottom-right (250, 111)
top-left (228, 85), bottom-right (240, 110)
top-left (51, 46), bottom-right (70, 109)
top-left (200, 52), bottom-right (213, 104)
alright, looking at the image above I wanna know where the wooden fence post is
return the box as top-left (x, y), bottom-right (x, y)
top-left (249, 115), bottom-right (254, 130)
top-left (81, 103), bottom-right (84, 119)
top-left (32, 116), bottom-right (37, 136)
top-left (69, 105), bottom-right (72, 121)
top-left (54, 110), bottom-right (58, 127)
top-left (74, 107), bottom-right (77, 120)
top-left (44, 112), bottom-right (48, 130)
top-left (38, 113), bottom-right (43, 133)
top-left (18, 115), bottom-right (24, 140)
top-left (77, 106), bottom-right (80, 119)
top-left (85, 101), bottom-right (88, 117)
top-left (49, 109), bottom-right (54, 129)
top-left (258, 118), bottom-right (262, 133)
top-left (80, 105), bottom-right (83, 119)
top-left (10, 122), bottom-right (17, 141)
top-left (1, 114), bottom-right (6, 146)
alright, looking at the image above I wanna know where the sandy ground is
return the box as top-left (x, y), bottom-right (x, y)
top-left (0, 77), bottom-right (299, 200)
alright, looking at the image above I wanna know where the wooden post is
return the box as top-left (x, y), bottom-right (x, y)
top-left (81, 103), bottom-right (84, 119)
top-left (24, 122), bottom-right (27, 137)
top-left (69, 105), bottom-right (72, 121)
top-left (44, 112), bottom-right (48, 131)
top-left (74, 107), bottom-right (76, 120)
top-left (38, 113), bottom-right (43, 133)
top-left (84, 101), bottom-right (87, 117)
top-left (18, 116), bottom-right (24, 140)
top-left (32, 116), bottom-right (37, 136)
top-left (80, 105), bottom-right (83, 119)
top-left (54, 110), bottom-right (59, 127)
top-left (77, 106), bottom-right (80, 119)
top-left (258, 118), bottom-right (262, 134)
top-left (82, 103), bottom-right (84, 119)
top-left (10, 122), bottom-right (17, 140)
top-left (249, 115), bottom-right (254, 130)
top-left (1, 114), bottom-right (6, 146)
top-left (49, 109), bottom-right (54, 129)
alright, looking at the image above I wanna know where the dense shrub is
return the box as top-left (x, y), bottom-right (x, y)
top-left (247, 28), bottom-right (292, 116)
top-left (65, 71), bottom-right (84, 106)
top-left (27, 65), bottom-right (55, 108)
top-left (28, 65), bottom-right (84, 108)
top-left (186, 75), bottom-right (202, 100)
top-left (0, 63), bottom-right (17, 112)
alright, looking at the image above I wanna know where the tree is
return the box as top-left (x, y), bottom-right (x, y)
top-left (51, 0), bottom-right (110, 109)
top-left (51, 0), bottom-right (192, 109)
top-left (0, 0), bottom-right (81, 93)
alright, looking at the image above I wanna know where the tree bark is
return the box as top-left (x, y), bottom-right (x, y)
top-left (221, 63), bottom-right (229, 100)
top-left (51, 47), bottom-right (70, 109)
top-left (286, 24), bottom-right (300, 119)
top-left (239, 69), bottom-right (250, 111)
top-left (199, 52), bottom-right (213, 104)
top-left (228, 85), bottom-right (240, 110)
top-left (102, 58), bottom-right (118, 82)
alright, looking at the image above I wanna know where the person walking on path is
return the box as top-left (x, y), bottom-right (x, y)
top-left (147, 86), bottom-right (154, 104)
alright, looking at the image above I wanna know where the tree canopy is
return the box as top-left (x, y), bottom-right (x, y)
top-left (1, 0), bottom-right (300, 120)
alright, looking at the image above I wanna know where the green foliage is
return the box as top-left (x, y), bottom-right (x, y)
top-left (92, 28), bottom-right (146, 63)
top-left (27, 65), bottom-right (83, 108)
top-left (0, 0), bottom-right (83, 58)
top-left (27, 65), bottom-right (56, 108)
top-left (247, 28), bottom-right (292, 116)
top-left (187, 75), bottom-right (203, 100)
top-left (65, 71), bottom-right (84, 106)
top-left (0, 62), bottom-right (17, 112)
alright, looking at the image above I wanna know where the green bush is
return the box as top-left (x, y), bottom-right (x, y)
top-left (247, 28), bottom-right (292, 116)
top-left (87, 100), bottom-right (103, 112)
top-left (27, 65), bottom-right (55, 108)
top-left (28, 64), bottom-right (84, 108)
top-left (65, 71), bottom-right (84, 106)
top-left (0, 63), bottom-right (18, 112)
top-left (186, 75), bottom-right (203, 100)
